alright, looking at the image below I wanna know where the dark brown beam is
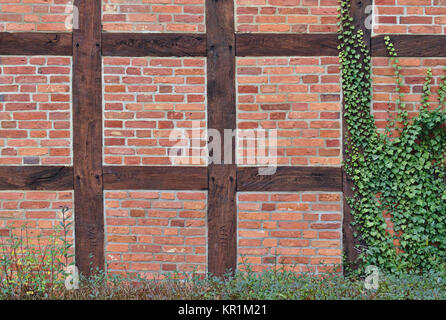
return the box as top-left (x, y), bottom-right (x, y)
top-left (342, 0), bottom-right (373, 269)
top-left (372, 35), bottom-right (446, 57)
top-left (0, 32), bottom-right (72, 55)
top-left (237, 167), bottom-right (342, 192)
top-left (103, 166), bottom-right (208, 190)
top-left (0, 166), bottom-right (73, 190)
top-left (72, 0), bottom-right (104, 276)
top-left (102, 33), bottom-right (206, 56)
top-left (236, 33), bottom-right (339, 56)
top-left (208, 165), bottom-right (237, 274)
top-left (207, 0), bottom-right (237, 277)
top-left (351, 0), bottom-right (372, 50)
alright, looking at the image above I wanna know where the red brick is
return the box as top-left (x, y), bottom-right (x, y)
top-left (0, 191), bottom-right (74, 261)
top-left (105, 190), bottom-right (207, 277)
top-left (103, 57), bottom-right (206, 166)
top-left (236, 57), bottom-right (341, 166)
top-left (0, 56), bottom-right (72, 165)
top-left (238, 192), bottom-right (342, 273)
top-left (374, 2), bottom-right (446, 35)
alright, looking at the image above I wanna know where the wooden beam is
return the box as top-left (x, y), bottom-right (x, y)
top-left (372, 35), bottom-right (446, 57)
top-left (0, 32), bottom-right (72, 55)
top-left (236, 33), bottom-right (339, 56)
top-left (102, 33), bottom-right (206, 56)
top-left (351, 0), bottom-right (372, 50)
top-left (342, 0), bottom-right (373, 269)
top-left (72, 0), bottom-right (104, 276)
top-left (103, 166), bottom-right (208, 190)
top-left (206, 0), bottom-right (237, 277)
top-left (208, 164), bottom-right (237, 275)
top-left (0, 166), bottom-right (73, 190)
top-left (237, 167), bottom-right (342, 192)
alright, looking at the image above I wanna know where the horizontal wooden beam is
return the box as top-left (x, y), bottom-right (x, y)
top-left (237, 166), bottom-right (342, 192)
top-left (0, 166), bottom-right (73, 190)
top-left (2, 33), bottom-right (444, 58)
top-left (0, 33), bottom-right (72, 55)
top-left (0, 165), bottom-right (342, 192)
top-left (103, 166), bottom-right (208, 190)
top-left (372, 35), bottom-right (446, 57)
top-left (102, 33), bottom-right (206, 56)
top-left (236, 33), bottom-right (339, 56)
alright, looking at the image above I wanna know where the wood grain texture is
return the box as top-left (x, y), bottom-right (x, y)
top-left (0, 32), bottom-right (72, 55)
top-left (237, 167), bottom-right (342, 192)
top-left (342, 0), bottom-right (373, 269)
top-left (0, 166), bottom-right (73, 190)
top-left (103, 166), bottom-right (208, 190)
top-left (236, 34), bottom-right (339, 56)
top-left (342, 168), bottom-right (361, 269)
top-left (102, 33), bottom-right (206, 56)
top-left (351, 0), bottom-right (372, 49)
top-left (207, 7), bottom-right (236, 152)
top-left (372, 35), bottom-right (446, 57)
top-left (72, 0), bottom-right (104, 275)
top-left (206, 0), bottom-right (237, 276)
top-left (208, 164), bottom-right (237, 276)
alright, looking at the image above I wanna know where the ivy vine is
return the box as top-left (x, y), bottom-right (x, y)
top-left (338, 1), bottom-right (446, 273)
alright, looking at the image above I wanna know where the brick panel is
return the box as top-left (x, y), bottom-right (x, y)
top-left (0, 0), bottom-right (73, 32)
top-left (236, 57), bottom-right (341, 166)
top-left (102, 0), bottom-right (206, 33)
top-left (374, 0), bottom-right (446, 35)
top-left (235, 0), bottom-right (338, 33)
top-left (237, 192), bottom-right (343, 273)
top-left (0, 56), bottom-right (72, 166)
top-left (105, 190), bottom-right (207, 278)
top-left (102, 57), bottom-right (207, 166)
top-left (372, 57), bottom-right (446, 129)
top-left (0, 190), bottom-right (74, 247)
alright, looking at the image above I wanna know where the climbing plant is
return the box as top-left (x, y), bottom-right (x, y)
top-left (338, 0), bottom-right (446, 273)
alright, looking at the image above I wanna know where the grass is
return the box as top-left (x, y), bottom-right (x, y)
top-left (1, 265), bottom-right (445, 300)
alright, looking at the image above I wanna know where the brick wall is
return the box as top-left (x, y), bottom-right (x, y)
top-left (1, 1), bottom-right (444, 279)
top-left (105, 190), bottom-right (207, 278)
top-left (236, 57), bottom-right (341, 166)
top-left (102, 57), bottom-right (207, 166)
top-left (374, 0), bottom-right (446, 35)
top-left (235, 0), bottom-right (338, 33)
top-left (0, 190), bottom-right (74, 243)
top-left (0, 56), bottom-right (72, 166)
top-left (372, 57), bottom-right (446, 129)
top-left (102, 0), bottom-right (206, 33)
top-left (0, 0), bottom-right (72, 32)
top-left (237, 192), bottom-right (342, 273)
top-left (104, 190), bottom-right (343, 277)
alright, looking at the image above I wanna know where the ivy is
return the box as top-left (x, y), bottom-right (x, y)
top-left (338, 1), bottom-right (446, 273)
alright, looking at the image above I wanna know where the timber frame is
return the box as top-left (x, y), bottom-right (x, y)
top-left (0, 0), bottom-right (445, 276)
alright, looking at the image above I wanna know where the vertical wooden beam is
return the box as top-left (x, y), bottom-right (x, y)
top-left (351, 0), bottom-right (372, 50)
top-left (206, 0), bottom-right (237, 276)
top-left (72, 0), bottom-right (104, 275)
top-left (342, 0), bottom-right (373, 269)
